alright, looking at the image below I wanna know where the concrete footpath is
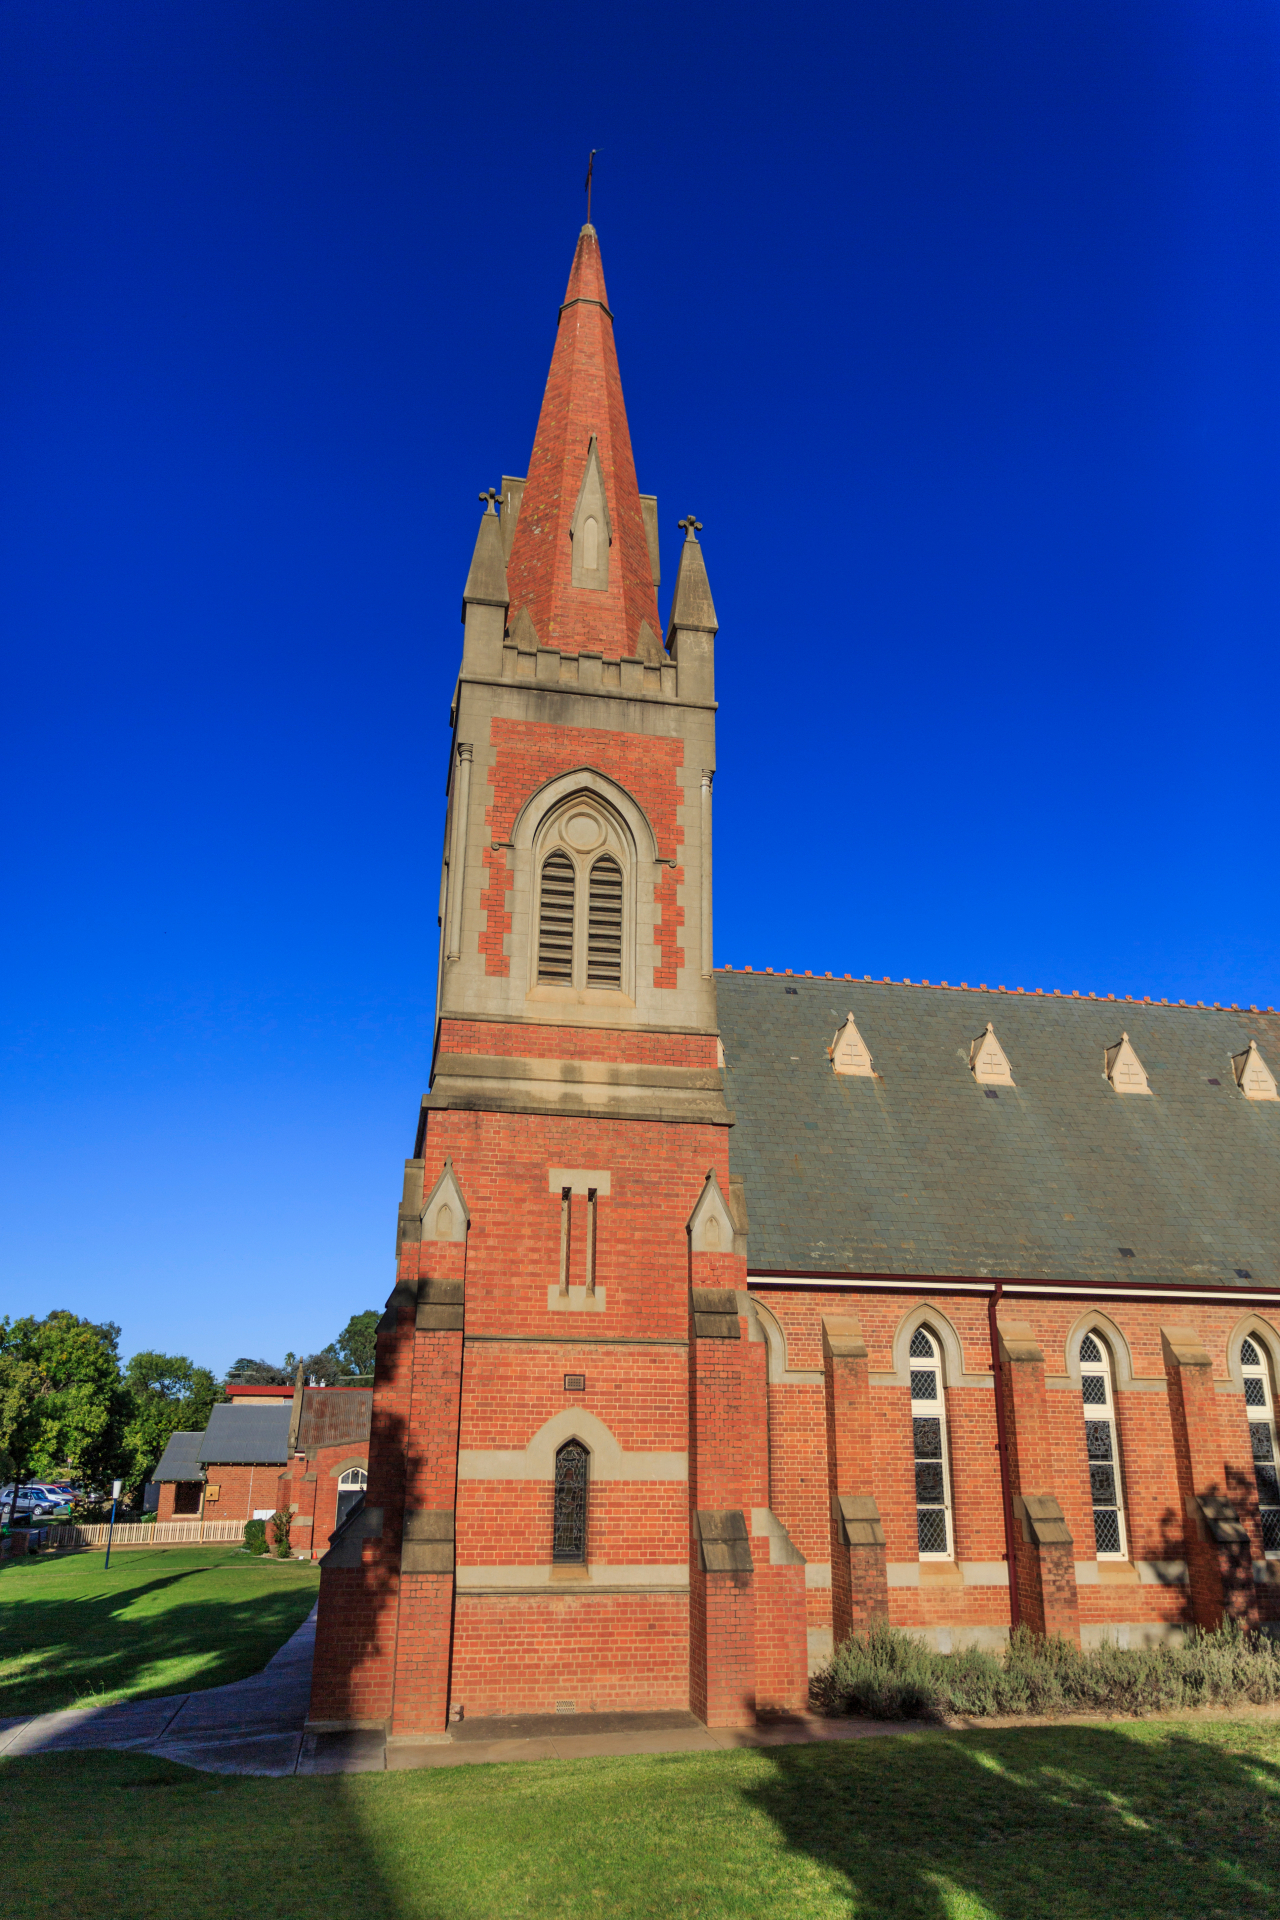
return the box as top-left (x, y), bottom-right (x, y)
top-left (0, 1609), bottom-right (903, 1776)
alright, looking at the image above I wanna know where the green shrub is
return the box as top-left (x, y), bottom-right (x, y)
top-left (813, 1616), bottom-right (1280, 1721)
top-left (270, 1509), bottom-right (293, 1559)
top-left (243, 1519), bottom-right (268, 1556)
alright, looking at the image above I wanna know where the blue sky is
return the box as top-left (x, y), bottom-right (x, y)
top-left (3, 2), bottom-right (1277, 1376)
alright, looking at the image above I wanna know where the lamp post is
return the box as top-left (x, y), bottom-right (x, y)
top-left (104, 1478), bottom-right (124, 1570)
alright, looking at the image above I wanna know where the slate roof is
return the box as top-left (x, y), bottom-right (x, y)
top-left (717, 973), bottom-right (1280, 1289)
top-left (151, 1430), bottom-right (205, 1483)
top-left (198, 1403), bottom-right (291, 1466)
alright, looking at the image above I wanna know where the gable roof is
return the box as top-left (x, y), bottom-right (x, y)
top-left (151, 1430), bottom-right (205, 1482)
top-left (717, 973), bottom-right (1280, 1289)
top-left (198, 1403), bottom-right (291, 1466)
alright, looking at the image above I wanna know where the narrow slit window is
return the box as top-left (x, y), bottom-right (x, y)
top-left (537, 850), bottom-right (576, 982)
top-left (586, 855), bottom-right (623, 987)
top-left (1242, 1338), bottom-right (1280, 1554)
top-left (552, 1439), bottom-right (588, 1563)
top-left (1080, 1332), bottom-right (1127, 1558)
top-left (909, 1327), bottom-right (953, 1558)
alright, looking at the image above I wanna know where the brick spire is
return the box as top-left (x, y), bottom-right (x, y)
top-left (505, 225), bottom-right (662, 661)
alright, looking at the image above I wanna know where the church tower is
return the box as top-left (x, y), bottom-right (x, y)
top-left (307, 223), bottom-right (810, 1738)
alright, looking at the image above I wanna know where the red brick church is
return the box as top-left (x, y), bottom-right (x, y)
top-left (308, 220), bottom-right (1280, 1741)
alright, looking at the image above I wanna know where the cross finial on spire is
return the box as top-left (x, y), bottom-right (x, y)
top-left (479, 488), bottom-right (498, 514)
top-left (584, 149), bottom-right (597, 227)
top-left (677, 514), bottom-right (703, 540)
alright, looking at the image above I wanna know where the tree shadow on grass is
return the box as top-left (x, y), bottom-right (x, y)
top-left (0, 1550), bottom-right (318, 1717)
top-left (2, 1752), bottom-right (403, 1920)
top-left (743, 1721), bottom-right (1280, 1919)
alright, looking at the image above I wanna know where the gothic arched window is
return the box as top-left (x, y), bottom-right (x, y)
top-left (1080, 1332), bottom-right (1127, 1558)
top-left (537, 850), bottom-right (576, 982)
top-left (552, 1439), bottom-right (588, 1563)
top-left (335, 1467), bottom-right (367, 1529)
top-left (586, 856), bottom-right (623, 987)
top-left (909, 1327), bottom-right (954, 1559)
top-left (530, 797), bottom-right (633, 998)
top-left (1242, 1337), bottom-right (1280, 1554)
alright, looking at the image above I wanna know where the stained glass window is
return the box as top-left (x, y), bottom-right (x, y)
top-left (1079, 1331), bottom-right (1127, 1559)
top-left (552, 1439), bottom-right (589, 1563)
top-left (909, 1328), bottom-right (952, 1558)
top-left (1241, 1339), bottom-right (1280, 1555)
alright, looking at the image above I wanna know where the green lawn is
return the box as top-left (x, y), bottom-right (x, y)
top-left (0, 1546), bottom-right (319, 1718)
top-left (5, 1717), bottom-right (1280, 1918)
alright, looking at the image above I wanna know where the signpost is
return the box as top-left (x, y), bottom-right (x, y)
top-left (104, 1478), bottom-right (124, 1570)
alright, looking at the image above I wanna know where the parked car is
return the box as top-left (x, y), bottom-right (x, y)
top-left (0, 1486), bottom-right (68, 1523)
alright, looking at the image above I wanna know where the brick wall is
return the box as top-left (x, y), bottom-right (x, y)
top-left (479, 719), bottom-right (684, 982)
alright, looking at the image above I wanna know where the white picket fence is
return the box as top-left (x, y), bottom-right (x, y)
top-left (43, 1518), bottom-right (249, 1549)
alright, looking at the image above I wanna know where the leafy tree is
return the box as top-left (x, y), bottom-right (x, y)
top-left (332, 1310), bottom-right (379, 1377)
top-left (225, 1357), bottom-right (288, 1386)
top-left (121, 1351), bottom-right (224, 1498)
top-left (0, 1311), bottom-right (128, 1489)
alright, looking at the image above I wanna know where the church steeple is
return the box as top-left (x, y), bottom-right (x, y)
top-left (504, 225), bottom-right (663, 662)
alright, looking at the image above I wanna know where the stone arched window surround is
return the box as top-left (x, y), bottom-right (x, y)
top-left (326, 1455), bottom-right (370, 1481)
top-left (510, 766), bottom-right (661, 863)
top-left (1060, 1312), bottom-right (1137, 1392)
top-left (738, 1293), bottom-right (824, 1385)
top-left (456, 1407), bottom-right (687, 1482)
top-left (511, 770), bottom-right (657, 1005)
top-left (1225, 1314), bottom-right (1280, 1395)
top-left (877, 1305), bottom-right (989, 1390)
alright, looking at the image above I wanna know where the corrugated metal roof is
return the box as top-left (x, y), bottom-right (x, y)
top-left (198, 1403), bottom-right (291, 1466)
top-left (151, 1431), bottom-right (205, 1482)
top-left (718, 974), bottom-right (1280, 1287)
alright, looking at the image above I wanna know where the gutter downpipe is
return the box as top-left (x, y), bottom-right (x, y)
top-left (987, 1281), bottom-right (1022, 1634)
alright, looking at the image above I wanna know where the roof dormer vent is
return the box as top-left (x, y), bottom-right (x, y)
top-left (970, 1022), bottom-right (1014, 1086)
top-left (829, 1013), bottom-right (874, 1077)
top-left (1105, 1032), bottom-right (1151, 1095)
top-left (1231, 1039), bottom-right (1279, 1102)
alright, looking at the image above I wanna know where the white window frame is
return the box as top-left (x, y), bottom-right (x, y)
top-left (1242, 1337), bottom-right (1280, 1560)
top-left (335, 1467), bottom-right (367, 1528)
top-left (1080, 1331), bottom-right (1128, 1561)
top-left (909, 1326), bottom-right (955, 1562)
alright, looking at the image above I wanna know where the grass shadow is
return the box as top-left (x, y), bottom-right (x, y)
top-left (0, 1547), bottom-right (319, 1717)
top-left (743, 1719), bottom-right (1280, 1918)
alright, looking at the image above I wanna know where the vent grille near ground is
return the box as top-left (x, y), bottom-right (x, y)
top-left (538, 851), bottom-right (575, 982)
top-left (586, 855), bottom-right (623, 987)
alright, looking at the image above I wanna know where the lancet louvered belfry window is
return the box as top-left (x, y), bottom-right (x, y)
top-left (1080, 1332), bottom-right (1127, 1558)
top-left (1242, 1338), bottom-right (1280, 1554)
top-left (537, 850), bottom-right (576, 983)
top-left (552, 1439), bottom-right (588, 1563)
top-left (909, 1327), bottom-right (953, 1558)
top-left (586, 856), bottom-right (623, 987)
